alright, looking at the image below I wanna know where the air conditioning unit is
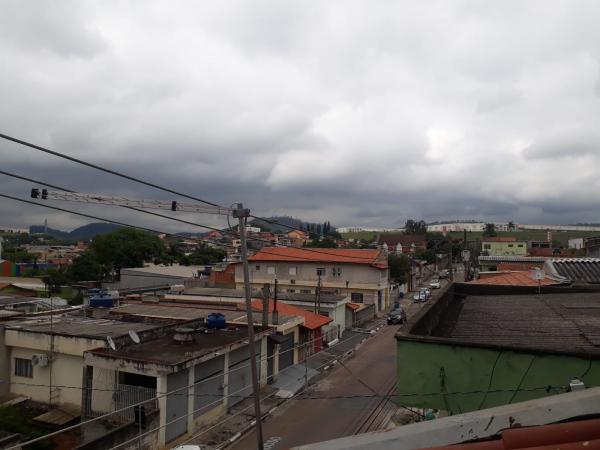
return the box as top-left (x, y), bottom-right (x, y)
top-left (31, 354), bottom-right (49, 367)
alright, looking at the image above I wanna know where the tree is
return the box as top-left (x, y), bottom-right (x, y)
top-left (89, 228), bottom-right (167, 280)
top-left (404, 219), bottom-right (427, 235)
top-left (483, 223), bottom-right (497, 237)
top-left (68, 250), bottom-right (106, 282)
top-left (42, 268), bottom-right (68, 295)
top-left (388, 253), bottom-right (411, 284)
top-left (304, 238), bottom-right (337, 248)
top-left (185, 245), bottom-right (226, 265)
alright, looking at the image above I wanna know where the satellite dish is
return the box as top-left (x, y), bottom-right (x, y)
top-left (129, 330), bottom-right (140, 344)
top-left (106, 336), bottom-right (116, 351)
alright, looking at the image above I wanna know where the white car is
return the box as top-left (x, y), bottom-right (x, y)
top-left (430, 280), bottom-right (441, 289)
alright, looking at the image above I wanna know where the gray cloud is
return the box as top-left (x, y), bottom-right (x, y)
top-left (2, 0), bottom-right (600, 232)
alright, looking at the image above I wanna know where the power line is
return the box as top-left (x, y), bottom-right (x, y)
top-left (0, 170), bottom-right (385, 263)
top-left (0, 133), bottom-right (222, 208)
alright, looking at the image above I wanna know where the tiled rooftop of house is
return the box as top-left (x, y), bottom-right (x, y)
top-left (250, 299), bottom-right (333, 330)
top-left (249, 247), bottom-right (387, 268)
top-left (428, 293), bottom-right (600, 356)
top-left (468, 271), bottom-right (566, 286)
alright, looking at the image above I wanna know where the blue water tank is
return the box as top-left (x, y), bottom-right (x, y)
top-left (90, 294), bottom-right (114, 308)
top-left (206, 313), bottom-right (226, 329)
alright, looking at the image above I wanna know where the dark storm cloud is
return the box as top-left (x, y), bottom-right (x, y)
top-left (2, 0), bottom-right (600, 231)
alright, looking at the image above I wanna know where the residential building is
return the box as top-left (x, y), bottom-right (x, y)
top-left (568, 237), bottom-right (585, 249)
top-left (274, 292), bottom-right (349, 336)
top-left (478, 255), bottom-right (548, 272)
top-left (585, 236), bottom-right (600, 258)
top-left (234, 247), bottom-right (390, 312)
top-left (378, 234), bottom-right (426, 255)
top-left (469, 270), bottom-right (567, 287)
top-left (83, 320), bottom-right (271, 448)
top-left (3, 315), bottom-right (165, 407)
top-left (106, 265), bottom-right (207, 291)
top-left (481, 236), bottom-right (527, 256)
top-left (395, 284), bottom-right (600, 415)
top-left (285, 229), bottom-right (309, 248)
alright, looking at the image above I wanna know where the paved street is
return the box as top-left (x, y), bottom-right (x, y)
top-left (231, 273), bottom-right (458, 450)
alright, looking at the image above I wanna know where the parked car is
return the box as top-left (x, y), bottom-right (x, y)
top-left (438, 270), bottom-right (449, 279)
top-left (413, 292), bottom-right (426, 303)
top-left (420, 288), bottom-right (431, 299)
top-left (387, 308), bottom-right (407, 325)
top-left (430, 279), bottom-right (441, 289)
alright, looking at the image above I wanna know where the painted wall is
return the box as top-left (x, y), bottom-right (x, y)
top-left (396, 339), bottom-right (600, 414)
top-left (481, 241), bottom-right (527, 256)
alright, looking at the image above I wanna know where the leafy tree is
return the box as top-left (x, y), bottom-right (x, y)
top-left (388, 253), bottom-right (411, 284)
top-left (483, 223), bottom-right (497, 237)
top-left (185, 245), bottom-right (226, 265)
top-left (304, 238), bottom-right (337, 248)
top-left (89, 228), bottom-right (167, 280)
top-left (404, 219), bottom-right (427, 235)
top-left (3, 247), bottom-right (36, 263)
top-left (42, 268), bottom-right (68, 295)
top-left (68, 250), bottom-right (105, 282)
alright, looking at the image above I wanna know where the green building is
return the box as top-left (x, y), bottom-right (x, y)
top-left (395, 284), bottom-right (600, 414)
top-left (481, 237), bottom-right (527, 256)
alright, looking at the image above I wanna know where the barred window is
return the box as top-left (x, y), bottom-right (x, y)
top-left (15, 358), bottom-right (33, 378)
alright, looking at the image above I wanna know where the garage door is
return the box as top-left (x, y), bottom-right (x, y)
top-left (228, 344), bottom-right (261, 408)
top-left (278, 333), bottom-right (294, 372)
top-left (165, 369), bottom-right (188, 443)
top-left (194, 356), bottom-right (224, 418)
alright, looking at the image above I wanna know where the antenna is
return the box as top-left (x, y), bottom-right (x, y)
top-left (106, 336), bottom-right (116, 351)
top-left (128, 330), bottom-right (140, 344)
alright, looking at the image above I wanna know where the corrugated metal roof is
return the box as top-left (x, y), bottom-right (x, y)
top-left (479, 256), bottom-right (549, 262)
top-left (547, 258), bottom-right (600, 283)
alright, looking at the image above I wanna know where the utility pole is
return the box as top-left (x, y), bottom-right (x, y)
top-left (448, 239), bottom-right (454, 282)
top-left (234, 203), bottom-right (264, 450)
top-left (261, 283), bottom-right (270, 327)
top-left (315, 270), bottom-right (322, 314)
top-left (272, 279), bottom-right (279, 325)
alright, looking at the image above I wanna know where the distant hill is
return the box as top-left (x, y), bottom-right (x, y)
top-left (30, 222), bottom-right (121, 240)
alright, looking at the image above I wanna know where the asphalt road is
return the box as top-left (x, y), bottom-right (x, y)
top-left (231, 323), bottom-right (400, 450)
top-left (231, 274), bottom-right (459, 450)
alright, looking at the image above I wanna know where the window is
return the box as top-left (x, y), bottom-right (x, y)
top-left (331, 267), bottom-right (342, 277)
top-left (300, 289), bottom-right (311, 294)
top-left (316, 268), bottom-right (325, 277)
top-left (508, 244), bottom-right (514, 247)
top-left (289, 267), bottom-right (297, 276)
top-left (15, 358), bottom-right (33, 378)
top-left (290, 279), bottom-right (296, 284)
top-left (255, 265), bottom-right (261, 271)
top-left (267, 266), bottom-right (275, 275)
top-left (288, 289), bottom-right (296, 293)
top-left (484, 244), bottom-right (491, 249)
top-left (518, 244), bottom-right (524, 247)
top-left (351, 293), bottom-right (364, 303)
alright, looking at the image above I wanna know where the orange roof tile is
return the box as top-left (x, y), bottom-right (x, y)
top-left (249, 247), bottom-right (387, 268)
top-left (250, 299), bottom-right (333, 330)
top-left (468, 271), bottom-right (563, 286)
top-left (346, 303), bottom-right (361, 311)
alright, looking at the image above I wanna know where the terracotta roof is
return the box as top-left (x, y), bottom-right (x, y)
top-left (249, 247), bottom-right (387, 268)
top-left (418, 417), bottom-right (600, 450)
top-left (468, 271), bottom-right (565, 286)
top-left (250, 299), bottom-right (333, 330)
top-left (346, 303), bottom-right (361, 311)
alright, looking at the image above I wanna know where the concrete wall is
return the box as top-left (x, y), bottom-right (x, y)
top-left (5, 330), bottom-right (106, 407)
top-left (481, 241), bottom-right (527, 256)
top-left (396, 339), bottom-right (600, 413)
top-left (0, 325), bottom-right (9, 398)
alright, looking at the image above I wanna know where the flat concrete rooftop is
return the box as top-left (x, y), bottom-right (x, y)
top-left (5, 316), bottom-right (162, 339)
top-left (412, 291), bottom-right (600, 357)
top-left (90, 325), bottom-right (267, 365)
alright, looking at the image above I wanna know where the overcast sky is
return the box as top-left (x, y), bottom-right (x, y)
top-left (2, 0), bottom-right (600, 232)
